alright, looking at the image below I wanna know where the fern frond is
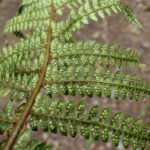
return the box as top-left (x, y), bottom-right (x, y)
top-left (21, 0), bottom-right (40, 6)
top-left (0, 100), bottom-right (14, 135)
top-left (4, 0), bottom-right (142, 41)
top-left (14, 129), bottom-right (54, 150)
top-left (4, 7), bottom-right (50, 33)
top-left (0, 39), bottom-right (139, 74)
top-left (0, 129), bottom-right (55, 150)
top-left (0, 72), bottom-right (38, 101)
top-left (0, 32), bottom-right (46, 71)
top-left (53, 0), bottom-right (142, 41)
top-left (18, 0), bottom-right (52, 16)
top-left (2, 99), bottom-right (150, 150)
top-left (0, 32), bottom-right (47, 100)
top-left (18, 0), bottom-right (78, 16)
top-left (0, 39), bottom-right (144, 101)
top-left (24, 99), bottom-right (150, 149)
top-left (0, 0), bottom-right (148, 149)
top-left (44, 63), bottom-right (150, 100)
top-left (5, 0), bottom-right (81, 33)
top-left (51, 40), bottom-right (140, 68)
top-left (119, 1), bottom-right (143, 29)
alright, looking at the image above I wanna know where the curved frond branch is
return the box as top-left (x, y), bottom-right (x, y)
top-left (0, 33), bottom-right (46, 72)
top-left (0, 46), bottom-right (43, 66)
top-left (50, 41), bottom-right (140, 69)
top-left (4, 16), bottom-right (50, 34)
top-left (27, 99), bottom-right (150, 149)
top-left (13, 68), bottom-right (41, 75)
top-left (0, 118), bottom-right (16, 125)
top-left (119, 1), bottom-right (143, 29)
top-left (44, 79), bottom-right (150, 94)
top-left (31, 113), bottom-right (150, 140)
top-left (53, 0), bottom-right (142, 41)
top-left (54, 3), bottom-right (121, 39)
top-left (0, 72), bottom-right (37, 100)
top-left (52, 52), bottom-right (138, 62)
top-left (44, 64), bottom-right (150, 100)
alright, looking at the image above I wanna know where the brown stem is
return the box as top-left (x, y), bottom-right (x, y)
top-left (3, 3), bottom-right (55, 150)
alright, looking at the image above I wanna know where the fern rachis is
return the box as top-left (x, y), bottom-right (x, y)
top-left (0, 0), bottom-right (150, 150)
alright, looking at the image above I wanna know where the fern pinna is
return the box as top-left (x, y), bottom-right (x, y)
top-left (0, 0), bottom-right (150, 149)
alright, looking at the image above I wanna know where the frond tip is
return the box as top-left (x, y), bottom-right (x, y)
top-left (25, 99), bottom-right (150, 150)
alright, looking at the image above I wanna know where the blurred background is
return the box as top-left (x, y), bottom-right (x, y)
top-left (0, 0), bottom-right (150, 149)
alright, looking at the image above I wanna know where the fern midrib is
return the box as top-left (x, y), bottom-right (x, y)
top-left (1, 111), bottom-right (149, 141)
top-left (45, 80), bottom-right (150, 93)
top-left (13, 68), bottom-right (40, 75)
top-left (3, 4), bottom-right (55, 150)
top-left (32, 112), bottom-right (150, 141)
top-left (0, 48), bottom-right (138, 68)
top-left (5, 17), bottom-right (50, 31)
top-left (55, 3), bottom-right (121, 38)
top-left (52, 52), bottom-right (139, 62)
top-left (0, 82), bottom-right (31, 92)
top-left (0, 118), bottom-right (16, 125)
top-left (0, 46), bottom-right (43, 66)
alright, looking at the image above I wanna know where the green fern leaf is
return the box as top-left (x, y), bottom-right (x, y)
top-left (0, 0), bottom-right (149, 149)
top-left (44, 65), bottom-right (150, 100)
top-left (18, 100), bottom-right (150, 149)
top-left (14, 129), bottom-right (54, 150)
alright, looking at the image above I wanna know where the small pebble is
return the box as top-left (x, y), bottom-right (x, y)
top-left (142, 42), bottom-right (150, 49)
